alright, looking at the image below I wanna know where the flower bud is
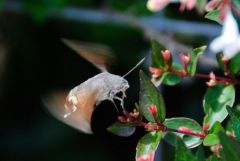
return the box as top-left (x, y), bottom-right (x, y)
top-left (161, 50), bottom-right (171, 62)
top-left (118, 116), bottom-right (127, 122)
top-left (144, 123), bottom-right (159, 131)
top-left (179, 0), bottom-right (196, 11)
top-left (206, 0), bottom-right (221, 11)
top-left (137, 151), bottom-right (155, 161)
top-left (129, 109), bottom-right (140, 118)
top-left (149, 104), bottom-right (158, 118)
top-left (147, 0), bottom-right (170, 12)
top-left (206, 72), bottom-right (217, 87)
top-left (149, 67), bottom-right (162, 79)
top-left (137, 154), bottom-right (148, 161)
top-left (180, 52), bottom-right (191, 65)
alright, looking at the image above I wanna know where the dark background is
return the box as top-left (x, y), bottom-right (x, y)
top-left (0, 0), bottom-right (221, 161)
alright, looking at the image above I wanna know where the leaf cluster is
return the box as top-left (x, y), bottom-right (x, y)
top-left (108, 40), bottom-right (240, 161)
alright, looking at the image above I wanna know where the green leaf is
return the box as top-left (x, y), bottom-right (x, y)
top-left (232, 0), bottom-right (240, 8)
top-left (205, 10), bottom-right (223, 24)
top-left (163, 117), bottom-right (203, 148)
top-left (226, 106), bottom-right (240, 141)
top-left (203, 84), bottom-right (235, 128)
top-left (229, 53), bottom-right (240, 75)
top-left (163, 132), bottom-right (179, 147)
top-left (187, 46), bottom-right (206, 76)
top-left (225, 119), bottom-right (233, 135)
top-left (23, 0), bottom-right (65, 21)
top-left (211, 155), bottom-right (219, 161)
top-left (235, 104), bottom-right (240, 111)
top-left (209, 121), bottom-right (225, 134)
top-left (206, 155), bottom-right (219, 161)
top-left (218, 132), bottom-right (240, 161)
top-left (136, 131), bottom-right (162, 161)
top-left (135, 102), bottom-right (143, 121)
top-left (196, 0), bottom-right (207, 12)
top-left (203, 134), bottom-right (219, 146)
top-left (163, 63), bottom-right (183, 86)
top-left (107, 122), bottom-right (136, 137)
top-left (175, 137), bottom-right (197, 161)
top-left (195, 145), bottom-right (205, 161)
top-left (139, 70), bottom-right (166, 122)
top-left (151, 40), bottom-right (166, 68)
top-left (204, 84), bottom-right (235, 112)
top-left (163, 73), bottom-right (182, 86)
top-left (216, 53), bottom-right (225, 71)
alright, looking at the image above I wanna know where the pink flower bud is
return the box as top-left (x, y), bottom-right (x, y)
top-left (129, 110), bottom-right (140, 118)
top-left (219, 6), bottom-right (228, 20)
top-left (137, 154), bottom-right (149, 161)
top-left (161, 50), bottom-right (171, 62)
top-left (137, 151), bottom-right (155, 161)
top-left (209, 72), bottom-right (216, 80)
top-left (180, 52), bottom-right (191, 65)
top-left (206, 72), bottom-right (217, 87)
top-left (206, 0), bottom-right (230, 20)
top-left (149, 104), bottom-right (157, 118)
top-left (149, 67), bottom-right (162, 79)
top-left (179, 0), bottom-right (196, 11)
top-left (147, 0), bottom-right (170, 12)
top-left (206, 80), bottom-right (217, 87)
top-left (145, 123), bottom-right (158, 131)
top-left (206, 0), bottom-right (221, 11)
top-left (118, 116), bottom-right (127, 122)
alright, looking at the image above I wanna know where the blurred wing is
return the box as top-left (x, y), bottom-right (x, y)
top-left (42, 90), bottom-right (97, 134)
top-left (62, 39), bottom-right (115, 72)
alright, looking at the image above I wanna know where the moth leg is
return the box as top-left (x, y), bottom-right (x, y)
top-left (109, 90), bottom-right (126, 111)
top-left (122, 91), bottom-right (127, 98)
top-left (120, 90), bottom-right (127, 108)
top-left (111, 99), bottom-right (120, 113)
top-left (113, 95), bottom-right (125, 110)
top-left (108, 91), bottom-right (120, 113)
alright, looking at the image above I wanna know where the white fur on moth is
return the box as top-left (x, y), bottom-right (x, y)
top-left (210, 11), bottom-right (240, 58)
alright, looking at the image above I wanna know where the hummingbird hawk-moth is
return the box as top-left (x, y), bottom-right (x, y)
top-left (43, 39), bottom-right (144, 134)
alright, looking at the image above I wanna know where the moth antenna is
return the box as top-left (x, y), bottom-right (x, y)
top-left (123, 57), bottom-right (145, 78)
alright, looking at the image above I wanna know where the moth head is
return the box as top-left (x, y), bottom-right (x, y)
top-left (112, 76), bottom-right (129, 92)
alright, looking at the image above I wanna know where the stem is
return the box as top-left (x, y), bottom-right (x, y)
top-left (169, 67), bottom-right (240, 85)
top-left (164, 126), bottom-right (205, 139)
top-left (135, 122), bottom-right (206, 139)
top-left (194, 73), bottom-right (239, 85)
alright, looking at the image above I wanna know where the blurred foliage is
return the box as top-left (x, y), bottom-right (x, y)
top-left (14, 0), bottom-right (152, 21)
top-left (22, 0), bottom-right (65, 21)
top-left (106, 0), bottom-right (152, 15)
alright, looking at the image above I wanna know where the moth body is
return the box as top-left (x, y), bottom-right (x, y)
top-left (63, 72), bottom-right (129, 133)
